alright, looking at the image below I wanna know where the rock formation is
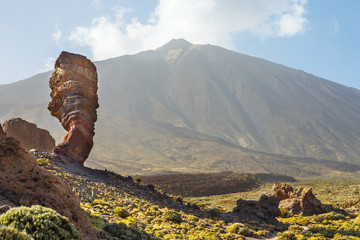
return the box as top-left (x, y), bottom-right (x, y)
top-left (2, 118), bottom-right (55, 152)
top-left (48, 51), bottom-right (99, 165)
top-left (0, 123), bottom-right (5, 138)
top-left (272, 182), bottom-right (294, 201)
top-left (273, 182), bottom-right (332, 216)
top-left (0, 137), bottom-right (102, 239)
top-left (232, 195), bottom-right (281, 224)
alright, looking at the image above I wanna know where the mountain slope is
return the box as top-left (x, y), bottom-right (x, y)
top-left (1, 39), bottom-right (360, 177)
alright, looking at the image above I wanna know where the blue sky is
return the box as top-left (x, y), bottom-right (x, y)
top-left (0, 0), bottom-right (359, 89)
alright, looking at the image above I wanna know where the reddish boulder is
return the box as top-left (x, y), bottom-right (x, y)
top-left (273, 182), bottom-right (332, 216)
top-left (273, 182), bottom-right (294, 200)
top-left (48, 51), bottom-right (99, 165)
top-left (2, 118), bottom-right (55, 152)
top-left (0, 137), bottom-right (102, 239)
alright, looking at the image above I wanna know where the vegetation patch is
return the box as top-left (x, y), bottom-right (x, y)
top-left (34, 157), bottom-right (360, 240)
top-left (0, 225), bottom-right (33, 240)
top-left (0, 205), bottom-right (81, 240)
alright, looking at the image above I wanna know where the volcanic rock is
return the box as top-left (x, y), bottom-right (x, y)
top-left (0, 137), bottom-right (102, 239)
top-left (273, 182), bottom-right (294, 200)
top-left (48, 51), bottom-right (99, 165)
top-left (273, 182), bottom-right (332, 216)
top-left (2, 118), bottom-right (55, 152)
top-left (0, 194), bottom-right (15, 214)
top-left (0, 123), bottom-right (5, 138)
top-left (232, 195), bottom-right (281, 224)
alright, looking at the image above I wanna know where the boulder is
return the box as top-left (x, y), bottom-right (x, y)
top-left (48, 51), bottom-right (99, 165)
top-left (0, 137), bottom-right (102, 239)
top-left (2, 118), bottom-right (55, 152)
top-left (232, 195), bottom-right (281, 224)
top-left (273, 182), bottom-right (332, 216)
top-left (273, 182), bottom-right (294, 200)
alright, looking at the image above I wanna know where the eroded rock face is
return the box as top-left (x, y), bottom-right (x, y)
top-left (0, 123), bottom-right (5, 138)
top-left (232, 195), bottom-right (281, 224)
top-left (48, 51), bottom-right (99, 165)
top-left (273, 182), bottom-right (332, 216)
top-left (273, 182), bottom-right (294, 200)
top-left (2, 118), bottom-right (55, 152)
top-left (0, 137), bottom-right (102, 239)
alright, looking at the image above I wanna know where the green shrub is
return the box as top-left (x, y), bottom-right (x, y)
top-left (0, 225), bottom-right (33, 240)
top-left (0, 205), bottom-right (81, 240)
top-left (163, 210), bottom-right (182, 223)
top-left (277, 231), bottom-right (297, 240)
top-left (134, 177), bottom-right (141, 183)
top-left (280, 208), bottom-right (291, 217)
top-left (36, 158), bottom-right (50, 166)
top-left (103, 223), bottom-right (151, 239)
top-left (288, 224), bottom-right (303, 233)
top-left (103, 223), bottom-right (131, 238)
top-left (114, 207), bottom-right (130, 218)
top-left (237, 227), bottom-right (252, 236)
top-left (226, 223), bottom-right (252, 236)
top-left (312, 212), bottom-right (346, 222)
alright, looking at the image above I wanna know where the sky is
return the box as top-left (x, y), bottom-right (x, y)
top-left (0, 0), bottom-right (359, 89)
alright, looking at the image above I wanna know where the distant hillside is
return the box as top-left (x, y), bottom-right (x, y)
top-left (2, 39), bottom-right (360, 177)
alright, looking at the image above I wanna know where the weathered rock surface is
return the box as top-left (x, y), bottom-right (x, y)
top-left (2, 118), bottom-right (55, 152)
top-left (273, 182), bottom-right (294, 200)
top-left (232, 195), bottom-right (281, 224)
top-left (273, 182), bottom-right (332, 216)
top-left (48, 51), bottom-right (99, 165)
top-left (0, 137), bottom-right (102, 239)
top-left (0, 194), bottom-right (15, 214)
top-left (0, 123), bottom-right (5, 138)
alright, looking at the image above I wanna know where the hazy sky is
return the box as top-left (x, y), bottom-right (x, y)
top-left (1, 0), bottom-right (359, 89)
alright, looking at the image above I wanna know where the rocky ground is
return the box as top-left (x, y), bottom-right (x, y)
top-left (2, 136), bottom-right (360, 239)
top-left (30, 150), bottom-right (286, 239)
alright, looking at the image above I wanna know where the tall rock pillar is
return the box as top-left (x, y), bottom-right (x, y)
top-left (48, 51), bottom-right (99, 165)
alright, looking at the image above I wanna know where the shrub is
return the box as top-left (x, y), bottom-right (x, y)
top-left (163, 210), bottom-right (182, 223)
top-left (277, 231), bottom-right (297, 240)
top-left (280, 208), bottom-right (291, 217)
top-left (114, 207), bottom-right (130, 218)
top-left (226, 223), bottom-right (252, 236)
top-left (0, 225), bottom-right (33, 240)
top-left (134, 177), bottom-right (141, 183)
top-left (103, 223), bottom-right (151, 239)
top-left (312, 212), bottom-right (346, 222)
top-left (36, 158), bottom-right (49, 166)
top-left (255, 229), bottom-right (271, 237)
top-left (103, 223), bottom-right (132, 238)
top-left (227, 223), bottom-right (245, 234)
top-left (0, 205), bottom-right (81, 240)
top-left (288, 224), bottom-right (303, 233)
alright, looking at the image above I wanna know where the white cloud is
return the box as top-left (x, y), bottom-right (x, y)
top-left (39, 57), bottom-right (56, 73)
top-left (68, 0), bottom-right (309, 60)
top-left (276, 0), bottom-right (308, 36)
top-left (52, 26), bottom-right (62, 46)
